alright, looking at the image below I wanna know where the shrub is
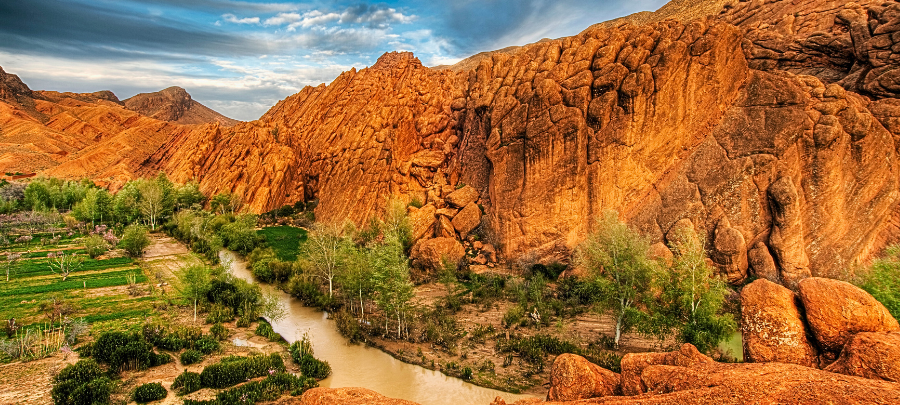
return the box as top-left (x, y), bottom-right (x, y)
top-left (210, 323), bottom-right (229, 341)
top-left (199, 353), bottom-right (285, 389)
top-left (184, 372), bottom-right (318, 405)
top-left (255, 320), bottom-right (280, 341)
top-left (288, 334), bottom-right (331, 379)
top-left (858, 247), bottom-right (900, 319)
top-left (89, 331), bottom-right (168, 372)
top-left (83, 234), bottom-right (109, 258)
top-left (502, 306), bottom-right (524, 328)
top-left (497, 334), bottom-right (580, 371)
top-left (51, 359), bottom-right (112, 405)
top-left (171, 371), bottom-right (202, 395)
top-left (133, 382), bottom-right (167, 403)
top-left (195, 335), bottom-right (220, 355)
top-left (181, 349), bottom-right (203, 365)
top-left (120, 224), bottom-right (150, 257)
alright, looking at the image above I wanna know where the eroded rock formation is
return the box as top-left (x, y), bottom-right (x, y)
top-left (124, 86), bottom-right (239, 127)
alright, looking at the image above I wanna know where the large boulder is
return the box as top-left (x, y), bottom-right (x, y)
top-left (444, 185), bottom-right (479, 208)
top-left (825, 332), bottom-right (900, 382)
top-left (451, 203), bottom-right (481, 239)
top-left (798, 277), bottom-right (900, 352)
top-left (407, 205), bottom-right (436, 243)
top-left (767, 177), bottom-right (811, 290)
top-left (547, 353), bottom-right (621, 401)
top-left (297, 387), bottom-right (421, 405)
top-left (740, 279), bottom-right (819, 367)
top-left (409, 237), bottom-right (466, 280)
top-left (711, 218), bottom-right (748, 284)
top-left (619, 343), bottom-right (714, 396)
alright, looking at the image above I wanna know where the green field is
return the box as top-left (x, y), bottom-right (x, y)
top-left (258, 226), bottom-right (308, 261)
top-left (0, 237), bottom-right (160, 334)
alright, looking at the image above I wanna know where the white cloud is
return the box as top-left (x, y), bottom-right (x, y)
top-left (222, 13), bottom-right (260, 24)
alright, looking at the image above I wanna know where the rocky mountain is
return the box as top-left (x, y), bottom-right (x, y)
top-left (124, 86), bottom-right (239, 127)
top-left (0, 72), bottom-right (234, 187)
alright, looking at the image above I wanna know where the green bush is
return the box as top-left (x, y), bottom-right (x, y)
top-left (120, 224), bottom-right (150, 257)
top-left (210, 323), bottom-right (229, 341)
top-left (89, 331), bottom-right (169, 372)
top-left (858, 248), bottom-right (900, 319)
top-left (502, 305), bottom-right (524, 328)
top-left (171, 370), bottom-right (202, 395)
top-left (133, 382), bottom-right (167, 403)
top-left (184, 372), bottom-right (318, 405)
top-left (181, 349), bottom-right (203, 365)
top-left (83, 234), bottom-right (109, 258)
top-left (51, 359), bottom-right (112, 405)
top-left (199, 354), bottom-right (285, 389)
top-left (255, 320), bottom-right (280, 341)
top-left (497, 334), bottom-right (580, 371)
top-left (195, 335), bottom-right (220, 355)
top-left (288, 335), bottom-right (331, 379)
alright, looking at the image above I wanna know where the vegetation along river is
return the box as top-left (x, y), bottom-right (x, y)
top-left (221, 250), bottom-right (536, 405)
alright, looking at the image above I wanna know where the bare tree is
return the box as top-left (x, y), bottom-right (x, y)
top-left (47, 251), bottom-right (84, 281)
top-left (137, 181), bottom-right (164, 230)
top-left (5, 252), bottom-right (21, 282)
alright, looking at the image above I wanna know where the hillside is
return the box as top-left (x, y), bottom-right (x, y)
top-left (124, 86), bottom-right (239, 127)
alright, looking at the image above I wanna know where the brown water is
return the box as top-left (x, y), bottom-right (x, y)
top-left (222, 251), bottom-right (537, 405)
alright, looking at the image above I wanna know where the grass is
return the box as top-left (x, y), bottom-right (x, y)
top-left (258, 226), bottom-right (308, 261)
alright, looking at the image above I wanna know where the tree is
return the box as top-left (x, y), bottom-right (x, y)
top-left (577, 210), bottom-right (657, 348)
top-left (371, 233), bottom-right (414, 339)
top-left (72, 188), bottom-right (112, 226)
top-left (47, 251), bottom-right (84, 281)
top-left (337, 242), bottom-right (374, 320)
top-left (175, 181), bottom-right (206, 211)
top-left (120, 224), bottom-right (151, 257)
top-left (210, 193), bottom-right (241, 216)
top-left (176, 264), bottom-right (211, 323)
top-left (300, 223), bottom-right (350, 298)
top-left (5, 252), bottom-right (21, 282)
top-left (648, 226), bottom-right (736, 353)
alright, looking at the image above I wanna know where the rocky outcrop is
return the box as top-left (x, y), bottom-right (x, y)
top-left (124, 87), bottom-right (239, 126)
top-left (798, 277), bottom-right (900, 352)
top-left (409, 237), bottom-right (466, 280)
top-left (619, 343), bottom-right (714, 396)
top-left (294, 387), bottom-right (421, 405)
top-left (740, 279), bottom-right (819, 367)
top-left (0, 66), bottom-right (33, 105)
top-left (547, 353), bottom-right (621, 401)
top-left (825, 332), bottom-right (900, 382)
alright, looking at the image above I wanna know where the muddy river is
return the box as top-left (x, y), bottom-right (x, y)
top-left (221, 251), bottom-right (536, 405)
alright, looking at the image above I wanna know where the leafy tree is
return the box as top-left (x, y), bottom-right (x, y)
top-left (120, 224), bottom-right (151, 257)
top-left (857, 244), bottom-right (900, 319)
top-left (176, 264), bottom-right (212, 323)
top-left (210, 193), bottom-right (241, 215)
top-left (371, 232), bottom-right (415, 338)
top-left (576, 210), bottom-right (657, 348)
top-left (337, 243), bottom-right (374, 319)
top-left (647, 226), bottom-right (736, 353)
top-left (112, 182), bottom-right (142, 225)
top-left (136, 174), bottom-right (175, 230)
top-left (72, 188), bottom-right (112, 226)
top-left (175, 181), bottom-right (206, 211)
top-left (300, 223), bottom-right (352, 298)
top-left (83, 235), bottom-right (109, 259)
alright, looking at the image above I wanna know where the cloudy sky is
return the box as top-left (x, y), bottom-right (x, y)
top-left (0, 0), bottom-right (667, 121)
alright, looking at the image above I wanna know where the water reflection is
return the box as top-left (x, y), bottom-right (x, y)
top-left (222, 251), bottom-right (536, 405)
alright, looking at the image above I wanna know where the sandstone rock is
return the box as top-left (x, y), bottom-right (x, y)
top-left (740, 279), bottom-right (818, 367)
top-left (409, 150), bottom-right (445, 168)
top-left (471, 254), bottom-right (487, 265)
top-left (435, 208), bottom-right (458, 218)
top-left (295, 387), bottom-right (421, 405)
top-left (435, 215), bottom-right (455, 238)
top-left (481, 243), bottom-right (497, 262)
top-left (711, 217), bottom-right (748, 284)
top-left (124, 86), bottom-right (238, 126)
top-left (767, 177), bottom-right (811, 290)
top-left (445, 185), bottom-right (479, 208)
top-left (619, 343), bottom-right (714, 396)
top-left (825, 332), bottom-right (900, 382)
top-left (798, 277), bottom-right (900, 352)
top-left (408, 205), bottom-right (436, 243)
top-left (410, 237), bottom-right (465, 281)
top-left (747, 241), bottom-right (780, 284)
top-left (452, 203), bottom-right (481, 239)
top-left (547, 353), bottom-right (621, 401)
top-left (648, 242), bottom-right (673, 265)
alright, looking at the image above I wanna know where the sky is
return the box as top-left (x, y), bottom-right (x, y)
top-left (0, 0), bottom-right (668, 121)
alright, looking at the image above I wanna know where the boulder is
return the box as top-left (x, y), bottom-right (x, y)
top-left (798, 277), bottom-right (900, 352)
top-left (407, 204), bottom-right (436, 243)
top-left (444, 185), bottom-right (479, 208)
top-left (481, 243), bottom-right (497, 262)
top-left (747, 242), bottom-right (780, 284)
top-left (435, 215), bottom-right (455, 238)
top-left (547, 353), bottom-right (621, 401)
top-left (741, 279), bottom-right (819, 367)
top-left (711, 218), bottom-right (748, 284)
top-left (619, 343), bottom-right (714, 396)
top-left (451, 203), bottom-right (481, 239)
top-left (825, 332), bottom-right (900, 382)
top-left (648, 242), bottom-right (673, 265)
top-left (767, 177), bottom-right (811, 290)
top-left (297, 387), bottom-right (421, 405)
top-left (409, 150), bottom-right (445, 168)
top-left (410, 237), bottom-right (465, 279)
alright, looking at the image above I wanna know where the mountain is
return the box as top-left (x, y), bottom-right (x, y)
top-left (124, 86), bottom-right (239, 127)
top-left (4, 0), bottom-right (900, 289)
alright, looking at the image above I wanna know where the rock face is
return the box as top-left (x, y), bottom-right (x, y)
top-left (294, 387), bottom-right (421, 405)
top-left (409, 237), bottom-right (465, 280)
top-left (740, 279), bottom-right (819, 367)
top-left (825, 332), bottom-right (900, 382)
top-left (798, 277), bottom-right (900, 352)
top-left (547, 353), bottom-right (621, 401)
top-left (619, 343), bottom-right (714, 396)
top-left (124, 87), bottom-right (239, 126)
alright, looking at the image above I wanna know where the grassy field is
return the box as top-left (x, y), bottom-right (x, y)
top-left (258, 226), bottom-right (308, 261)
top-left (0, 236), bottom-right (160, 336)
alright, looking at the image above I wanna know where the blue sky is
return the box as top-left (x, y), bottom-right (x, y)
top-left (0, 0), bottom-right (668, 121)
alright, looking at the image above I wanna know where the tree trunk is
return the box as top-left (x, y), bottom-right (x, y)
top-left (615, 312), bottom-right (623, 348)
top-left (359, 289), bottom-right (365, 320)
top-left (194, 298), bottom-right (198, 323)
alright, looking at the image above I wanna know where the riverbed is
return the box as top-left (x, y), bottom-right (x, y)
top-left (221, 251), bottom-right (536, 405)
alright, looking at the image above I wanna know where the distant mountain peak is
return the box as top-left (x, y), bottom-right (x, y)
top-left (124, 87), bottom-right (238, 127)
top-left (372, 51), bottom-right (422, 70)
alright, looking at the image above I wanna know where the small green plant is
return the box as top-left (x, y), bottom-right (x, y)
top-left (210, 323), bottom-right (229, 341)
top-left (255, 320), bottom-right (280, 341)
top-left (120, 224), bottom-right (150, 257)
top-left (462, 366), bottom-right (473, 380)
top-left (180, 349), bottom-right (202, 365)
top-left (289, 333), bottom-right (332, 379)
top-left (502, 305), bottom-right (524, 328)
top-left (199, 353), bottom-right (285, 389)
top-left (133, 382), bottom-right (167, 403)
top-left (408, 197), bottom-right (424, 209)
top-left (194, 335), bottom-right (219, 355)
top-left (171, 370), bottom-right (201, 395)
top-left (83, 235), bottom-right (109, 259)
top-left (51, 359), bottom-right (112, 405)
